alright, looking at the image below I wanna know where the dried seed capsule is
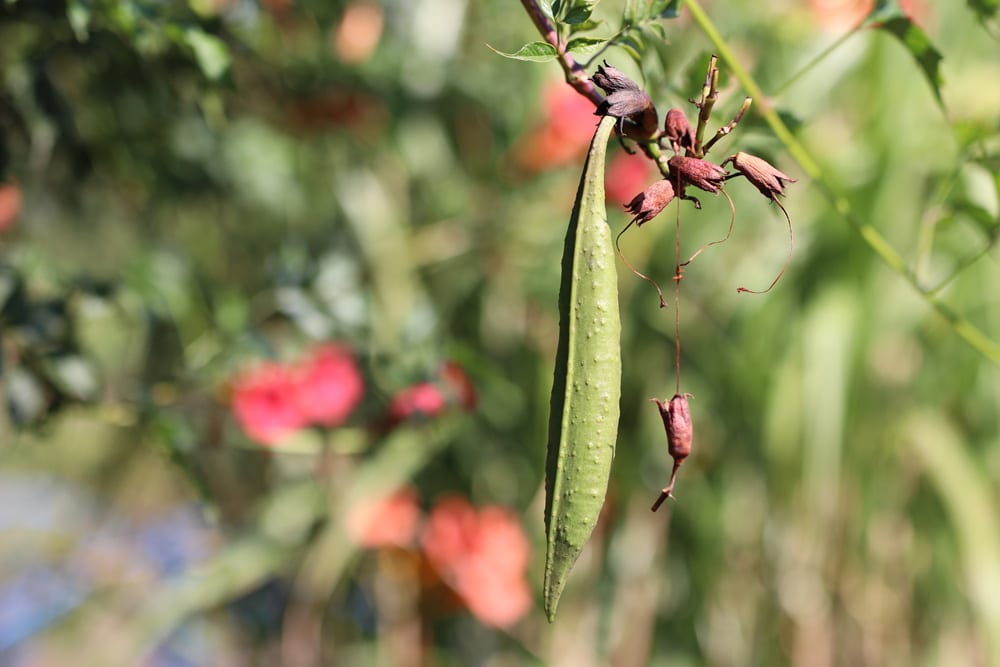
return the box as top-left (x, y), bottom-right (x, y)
top-left (592, 62), bottom-right (658, 141)
top-left (624, 179), bottom-right (675, 227)
top-left (722, 151), bottom-right (796, 200)
top-left (663, 108), bottom-right (695, 153)
top-left (650, 393), bottom-right (693, 511)
top-left (667, 155), bottom-right (727, 194)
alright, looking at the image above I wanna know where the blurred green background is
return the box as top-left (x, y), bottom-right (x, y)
top-left (1, 0), bottom-right (999, 665)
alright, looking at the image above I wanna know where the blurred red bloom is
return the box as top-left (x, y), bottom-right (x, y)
top-left (294, 344), bottom-right (364, 427)
top-left (810, 0), bottom-right (928, 29)
top-left (605, 150), bottom-right (657, 207)
top-left (438, 360), bottom-right (477, 411)
top-left (231, 362), bottom-right (306, 445)
top-left (389, 382), bottom-right (447, 422)
top-left (347, 486), bottom-right (422, 548)
top-left (386, 361), bottom-right (476, 426)
top-left (0, 183), bottom-right (22, 232)
top-left (421, 496), bottom-right (532, 628)
top-left (514, 82), bottom-right (598, 172)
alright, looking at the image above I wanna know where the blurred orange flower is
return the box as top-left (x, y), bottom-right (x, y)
top-left (421, 496), bottom-right (532, 628)
top-left (347, 486), bottom-right (422, 548)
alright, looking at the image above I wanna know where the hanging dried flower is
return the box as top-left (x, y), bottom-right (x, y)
top-left (663, 108), bottom-right (695, 153)
top-left (624, 179), bottom-right (676, 226)
top-left (667, 155), bottom-right (727, 194)
top-left (722, 152), bottom-right (796, 200)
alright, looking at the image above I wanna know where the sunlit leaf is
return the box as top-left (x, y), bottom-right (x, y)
top-left (864, 1), bottom-right (944, 108)
top-left (966, 0), bottom-right (999, 21)
top-left (183, 29), bottom-right (231, 81)
top-left (564, 4), bottom-right (593, 24)
top-left (651, 0), bottom-right (681, 18)
top-left (566, 36), bottom-right (609, 56)
top-left (487, 41), bottom-right (558, 62)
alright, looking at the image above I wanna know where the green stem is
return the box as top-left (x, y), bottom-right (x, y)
top-left (680, 0), bottom-right (1000, 367)
top-left (772, 25), bottom-right (862, 98)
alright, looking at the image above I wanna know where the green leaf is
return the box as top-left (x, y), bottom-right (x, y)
top-left (569, 18), bottom-right (604, 34)
top-left (863, 1), bottom-right (944, 108)
top-left (967, 0), bottom-right (999, 21)
top-left (566, 36), bottom-right (609, 56)
top-left (487, 41), bottom-right (559, 62)
top-left (543, 115), bottom-right (621, 622)
top-left (564, 4), bottom-right (593, 24)
top-left (650, 0), bottom-right (681, 18)
top-left (66, 0), bottom-right (91, 41)
top-left (183, 29), bottom-right (231, 80)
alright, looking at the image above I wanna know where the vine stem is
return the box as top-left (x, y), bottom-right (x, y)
top-left (680, 0), bottom-right (1000, 367)
top-left (674, 173), bottom-right (683, 395)
top-left (519, 0), bottom-right (603, 106)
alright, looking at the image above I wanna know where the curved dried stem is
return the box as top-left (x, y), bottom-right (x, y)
top-left (651, 458), bottom-right (683, 511)
top-left (738, 198), bottom-right (794, 295)
top-left (616, 220), bottom-right (668, 308)
top-left (702, 97), bottom-right (752, 155)
top-left (678, 188), bottom-right (736, 272)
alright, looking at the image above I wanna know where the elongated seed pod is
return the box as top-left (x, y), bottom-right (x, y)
top-left (544, 115), bottom-right (622, 621)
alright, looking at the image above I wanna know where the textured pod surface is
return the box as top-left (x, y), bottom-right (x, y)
top-left (543, 115), bottom-right (621, 621)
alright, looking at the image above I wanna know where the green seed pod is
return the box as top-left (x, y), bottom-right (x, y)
top-left (543, 115), bottom-right (622, 621)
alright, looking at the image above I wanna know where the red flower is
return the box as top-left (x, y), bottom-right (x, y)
top-left (231, 362), bottom-right (306, 445)
top-left (294, 344), bottom-right (364, 427)
top-left (347, 486), bottom-right (421, 548)
top-left (605, 150), bottom-right (656, 207)
top-left (514, 82), bottom-right (597, 172)
top-left (386, 361), bottom-right (477, 425)
top-left (421, 496), bottom-right (532, 628)
top-left (388, 382), bottom-right (447, 422)
top-left (439, 360), bottom-right (477, 411)
top-left (0, 183), bottom-right (22, 233)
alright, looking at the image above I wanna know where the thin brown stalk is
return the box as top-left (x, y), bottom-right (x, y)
top-left (679, 188), bottom-right (735, 270)
top-left (616, 220), bottom-right (668, 308)
top-left (737, 198), bottom-right (794, 295)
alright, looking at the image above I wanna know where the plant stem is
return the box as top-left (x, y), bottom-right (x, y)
top-left (519, 0), bottom-right (604, 105)
top-left (680, 0), bottom-right (1000, 366)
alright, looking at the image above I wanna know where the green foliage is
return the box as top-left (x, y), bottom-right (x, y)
top-left (1, 0), bottom-right (999, 664)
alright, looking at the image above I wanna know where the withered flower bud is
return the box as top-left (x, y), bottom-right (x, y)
top-left (722, 151), bottom-right (796, 200)
top-left (591, 62), bottom-right (637, 94)
top-left (592, 62), bottom-right (658, 141)
top-left (625, 179), bottom-right (675, 226)
top-left (667, 155), bottom-right (727, 194)
top-left (663, 108), bottom-right (695, 152)
top-left (650, 393), bottom-right (693, 510)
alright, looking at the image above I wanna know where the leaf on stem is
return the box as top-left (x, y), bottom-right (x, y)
top-left (863, 1), bottom-right (944, 108)
top-left (566, 36), bottom-right (611, 56)
top-left (487, 41), bottom-right (559, 62)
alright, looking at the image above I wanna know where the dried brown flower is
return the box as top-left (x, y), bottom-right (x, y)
top-left (650, 393), bottom-right (694, 510)
top-left (624, 179), bottom-right (675, 226)
top-left (722, 151), bottom-right (796, 200)
top-left (663, 108), bottom-right (695, 153)
top-left (592, 62), bottom-right (658, 141)
top-left (667, 155), bottom-right (727, 194)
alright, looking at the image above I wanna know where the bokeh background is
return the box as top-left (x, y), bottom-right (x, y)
top-left (1, 0), bottom-right (999, 665)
